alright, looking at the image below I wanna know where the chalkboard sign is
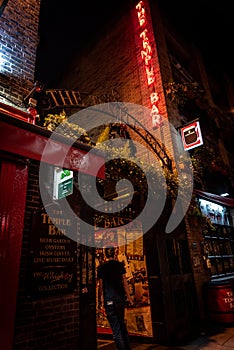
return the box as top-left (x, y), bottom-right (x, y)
top-left (28, 207), bottom-right (77, 298)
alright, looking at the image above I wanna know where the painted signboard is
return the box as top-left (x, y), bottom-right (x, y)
top-left (181, 120), bottom-right (203, 151)
top-left (28, 209), bottom-right (77, 298)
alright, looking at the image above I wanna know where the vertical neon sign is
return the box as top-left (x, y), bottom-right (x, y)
top-left (136, 1), bottom-right (162, 129)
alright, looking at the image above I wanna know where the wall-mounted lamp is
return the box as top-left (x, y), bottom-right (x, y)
top-left (220, 193), bottom-right (229, 197)
top-left (23, 81), bottom-right (44, 107)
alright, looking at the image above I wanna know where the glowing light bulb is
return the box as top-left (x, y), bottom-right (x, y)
top-left (220, 193), bottom-right (229, 197)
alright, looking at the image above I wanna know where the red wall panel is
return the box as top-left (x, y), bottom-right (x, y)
top-left (0, 160), bottom-right (28, 350)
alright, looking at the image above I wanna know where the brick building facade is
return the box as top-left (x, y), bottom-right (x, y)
top-left (56, 0), bottom-right (234, 341)
top-left (0, 1), bottom-right (98, 349)
top-left (0, 0), bottom-right (40, 109)
top-left (0, 112), bottom-right (106, 349)
top-left (1, 0), bottom-right (234, 348)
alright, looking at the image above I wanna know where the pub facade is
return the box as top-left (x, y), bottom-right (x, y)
top-left (0, 1), bottom-right (102, 349)
top-left (49, 0), bottom-right (234, 344)
top-left (1, 0), bottom-right (234, 349)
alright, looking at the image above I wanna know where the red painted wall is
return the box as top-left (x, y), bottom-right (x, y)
top-left (0, 160), bottom-right (28, 350)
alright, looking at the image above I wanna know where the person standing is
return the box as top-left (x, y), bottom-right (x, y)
top-left (97, 247), bottom-right (133, 350)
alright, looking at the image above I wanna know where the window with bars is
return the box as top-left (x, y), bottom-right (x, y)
top-left (166, 238), bottom-right (191, 275)
top-left (198, 197), bottom-right (234, 278)
top-left (204, 225), bottom-right (234, 278)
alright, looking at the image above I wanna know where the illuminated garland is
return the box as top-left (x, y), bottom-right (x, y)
top-left (43, 111), bottom-right (195, 200)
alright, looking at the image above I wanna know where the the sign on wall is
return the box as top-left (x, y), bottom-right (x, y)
top-left (28, 209), bottom-right (77, 298)
top-left (180, 120), bottom-right (203, 151)
top-left (53, 167), bottom-right (73, 200)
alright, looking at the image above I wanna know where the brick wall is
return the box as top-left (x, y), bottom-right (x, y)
top-left (44, 0), bottom-right (213, 329)
top-left (0, 0), bottom-right (40, 109)
top-left (59, 1), bottom-right (176, 165)
top-left (13, 161), bottom-right (81, 350)
top-left (43, 0), bottom-right (220, 337)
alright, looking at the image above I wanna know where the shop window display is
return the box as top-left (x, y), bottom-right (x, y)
top-left (95, 223), bottom-right (153, 338)
top-left (198, 198), bottom-right (234, 278)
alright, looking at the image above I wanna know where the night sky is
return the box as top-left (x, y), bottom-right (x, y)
top-left (35, 0), bottom-right (234, 88)
top-left (162, 0), bottom-right (234, 81)
top-left (35, 0), bottom-right (124, 87)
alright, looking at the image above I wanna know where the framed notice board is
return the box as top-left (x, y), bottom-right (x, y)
top-left (28, 208), bottom-right (77, 299)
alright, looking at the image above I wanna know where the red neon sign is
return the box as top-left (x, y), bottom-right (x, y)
top-left (136, 1), bottom-right (162, 129)
top-left (136, 1), bottom-right (146, 26)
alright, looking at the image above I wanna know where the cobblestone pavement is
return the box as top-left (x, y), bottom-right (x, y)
top-left (98, 324), bottom-right (234, 349)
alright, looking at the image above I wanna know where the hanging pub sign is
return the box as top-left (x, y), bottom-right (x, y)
top-left (28, 208), bottom-right (77, 299)
top-left (181, 120), bottom-right (203, 151)
top-left (53, 167), bottom-right (73, 200)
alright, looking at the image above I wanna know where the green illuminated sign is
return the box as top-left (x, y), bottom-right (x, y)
top-left (53, 167), bottom-right (73, 200)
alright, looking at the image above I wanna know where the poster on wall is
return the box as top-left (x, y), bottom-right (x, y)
top-left (28, 208), bottom-right (77, 299)
top-left (95, 222), bottom-right (153, 338)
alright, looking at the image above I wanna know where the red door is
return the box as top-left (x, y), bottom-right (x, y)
top-left (0, 159), bottom-right (28, 350)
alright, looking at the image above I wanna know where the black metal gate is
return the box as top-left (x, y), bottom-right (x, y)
top-left (144, 207), bottom-right (199, 344)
